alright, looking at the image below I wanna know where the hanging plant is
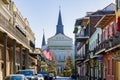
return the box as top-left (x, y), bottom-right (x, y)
top-left (73, 27), bottom-right (78, 33)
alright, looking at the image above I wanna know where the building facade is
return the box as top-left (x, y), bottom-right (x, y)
top-left (0, 0), bottom-right (36, 79)
top-left (47, 10), bottom-right (74, 74)
top-left (74, 3), bottom-right (117, 80)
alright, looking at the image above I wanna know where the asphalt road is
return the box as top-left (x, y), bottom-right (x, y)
top-left (54, 77), bottom-right (72, 80)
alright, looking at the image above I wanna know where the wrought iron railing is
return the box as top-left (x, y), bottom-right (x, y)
top-left (95, 41), bottom-right (106, 54)
top-left (75, 55), bottom-right (85, 61)
top-left (106, 32), bottom-right (120, 50)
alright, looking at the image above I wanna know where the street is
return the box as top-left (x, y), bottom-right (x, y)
top-left (54, 77), bottom-right (72, 80)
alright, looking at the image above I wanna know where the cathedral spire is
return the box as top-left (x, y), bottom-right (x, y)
top-left (56, 8), bottom-right (64, 34)
top-left (41, 29), bottom-right (46, 47)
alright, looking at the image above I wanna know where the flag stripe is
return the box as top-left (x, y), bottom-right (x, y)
top-left (43, 48), bottom-right (52, 60)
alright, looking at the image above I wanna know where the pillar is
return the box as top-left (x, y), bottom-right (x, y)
top-left (13, 39), bottom-right (16, 74)
top-left (19, 45), bottom-right (22, 70)
top-left (25, 48), bottom-right (29, 69)
top-left (37, 55), bottom-right (41, 73)
top-left (3, 33), bottom-right (7, 78)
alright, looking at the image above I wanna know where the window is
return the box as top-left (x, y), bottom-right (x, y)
top-left (97, 33), bottom-right (100, 44)
top-left (118, 0), bottom-right (120, 9)
top-left (112, 23), bottom-right (115, 36)
top-left (59, 55), bottom-right (61, 60)
top-left (107, 27), bottom-right (110, 38)
top-left (108, 60), bottom-right (110, 74)
top-left (103, 31), bottom-right (106, 41)
top-left (112, 59), bottom-right (114, 75)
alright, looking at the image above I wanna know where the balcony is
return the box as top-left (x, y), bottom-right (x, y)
top-left (95, 41), bottom-right (106, 55)
top-left (75, 56), bottom-right (85, 66)
top-left (106, 32), bottom-right (120, 52)
top-left (0, 12), bottom-right (28, 47)
top-left (75, 55), bottom-right (85, 62)
top-left (76, 35), bottom-right (89, 42)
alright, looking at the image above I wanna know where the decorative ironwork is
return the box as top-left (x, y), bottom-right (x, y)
top-left (106, 32), bottom-right (120, 50)
top-left (95, 41), bottom-right (106, 54)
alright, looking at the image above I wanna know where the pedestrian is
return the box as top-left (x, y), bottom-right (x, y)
top-left (77, 73), bottom-right (79, 80)
top-left (71, 73), bottom-right (76, 80)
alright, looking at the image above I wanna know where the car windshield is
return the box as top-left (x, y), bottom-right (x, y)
top-left (11, 76), bottom-right (23, 80)
top-left (38, 74), bottom-right (43, 77)
top-left (21, 71), bottom-right (33, 76)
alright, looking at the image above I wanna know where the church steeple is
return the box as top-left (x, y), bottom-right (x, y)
top-left (41, 30), bottom-right (46, 47)
top-left (56, 8), bottom-right (64, 34)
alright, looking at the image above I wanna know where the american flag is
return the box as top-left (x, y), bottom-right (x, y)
top-left (43, 48), bottom-right (52, 60)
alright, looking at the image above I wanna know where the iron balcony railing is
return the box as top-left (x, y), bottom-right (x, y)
top-left (95, 41), bottom-right (106, 54)
top-left (0, 13), bottom-right (29, 47)
top-left (75, 55), bottom-right (85, 65)
top-left (95, 32), bottom-right (120, 53)
top-left (106, 32), bottom-right (120, 50)
top-left (76, 34), bottom-right (89, 42)
top-left (75, 55), bottom-right (85, 62)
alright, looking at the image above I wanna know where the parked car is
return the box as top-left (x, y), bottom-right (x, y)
top-left (4, 74), bottom-right (28, 80)
top-left (37, 74), bottom-right (44, 80)
top-left (38, 71), bottom-right (49, 80)
top-left (49, 73), bottom-right (54, 80)
top-left (16, 69), bottom-right (37, 80)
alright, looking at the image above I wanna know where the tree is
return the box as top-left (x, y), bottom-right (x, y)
top-left (47, 54), bottom-right (57, 75)
top-left (65, 56), bottom-right (72, 70)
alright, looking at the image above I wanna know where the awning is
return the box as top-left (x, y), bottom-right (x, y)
top-left (95, 14), bottom-right (115, 29)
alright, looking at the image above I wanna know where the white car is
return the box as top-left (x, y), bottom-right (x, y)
top-left (5, 74), bottom-right (28, 80)
top-left (37, 74), bottom-right (44, 80)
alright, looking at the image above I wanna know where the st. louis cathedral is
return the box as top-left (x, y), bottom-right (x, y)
top-left (41, 9), bottom-right (74, 74)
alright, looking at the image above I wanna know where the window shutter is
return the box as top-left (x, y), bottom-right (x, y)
top-left (117, 16), bottom-right (120, 32)
top-left (118, 0), bottom-right (120, 9)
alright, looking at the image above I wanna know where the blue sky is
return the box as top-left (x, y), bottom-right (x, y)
top-left (12, 0), bottom-right (114, 48)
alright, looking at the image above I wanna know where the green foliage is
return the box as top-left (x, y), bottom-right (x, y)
top-left (41, 61), bottom-right (46, 65)
top-left (73, 27), bottom-right (78, 33)
top-left (65, 56), bottom-right (72, 69)
top-left (63, 70), bottom-right (72, 77)
top-left (48, 69), bottom-right (56, 75)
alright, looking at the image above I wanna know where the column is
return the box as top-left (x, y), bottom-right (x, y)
top-left (13, 39), bottom-right (16, 74)
top-left (19, 45), bottom-right (22, 70)
top-left (3, 33), bottom-right (7, 78)
top-left (25, 48), bottom-right (29, 69)
top-left (9, 47), bottom-right (13, 74)
top-left (37, 55), bottom-right (41, 73)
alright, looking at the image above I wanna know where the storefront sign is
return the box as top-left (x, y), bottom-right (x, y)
top-left (97, 56), bottom-right (102, 62)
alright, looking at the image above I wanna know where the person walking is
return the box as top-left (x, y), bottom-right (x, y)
top-left (71, 73), bottom-right (76, 80)
top-left (77, 73), bottom-right (79, 80)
